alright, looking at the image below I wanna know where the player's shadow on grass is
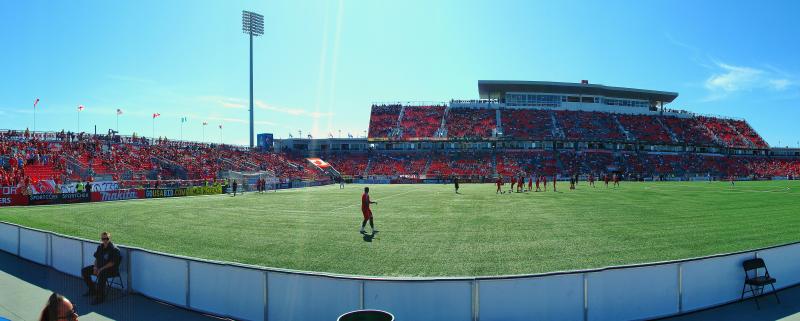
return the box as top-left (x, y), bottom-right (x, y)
top-left (362, 231), bottom-right (378, 242)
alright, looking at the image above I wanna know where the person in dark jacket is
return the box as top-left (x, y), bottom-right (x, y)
top-left (80, 231), bottom-right (121, 305)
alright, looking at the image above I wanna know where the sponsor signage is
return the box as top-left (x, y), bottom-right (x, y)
top-left (90, 189), bottom-right (144, 202)
top-left (28, 192), bottom-right (90, 205)
top-left (60, 181), bottom-right (120, 193)
top-left (186, 185), bottom-right (223, 196)
top-left (145, 188), bottom-right (188, 199)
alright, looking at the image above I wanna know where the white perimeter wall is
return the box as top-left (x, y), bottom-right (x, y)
top-left (1, 222), bottom-right (799, 321)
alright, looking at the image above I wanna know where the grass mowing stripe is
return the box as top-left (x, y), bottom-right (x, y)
top-left (1, 181), bottom-right (799, 277)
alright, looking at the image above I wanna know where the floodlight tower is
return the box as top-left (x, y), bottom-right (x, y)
top-left (242, 10), bottom-right (264, 148)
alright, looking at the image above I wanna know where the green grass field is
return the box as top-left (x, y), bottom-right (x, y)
top-left (1, 181), bottom-right (799, 277)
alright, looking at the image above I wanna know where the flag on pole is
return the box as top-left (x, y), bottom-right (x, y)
top-left (347, 133), bottom-right (353, 138)
top-left (78, 105), bottom-right (85, 111)
top-left (152, 113), bottom-right (161, 119)
top-left (328, 132), bottom-right (334, 138)
top-left (180, 117), bottom-right (188, 123)
top-left (288, 133), bottom-right (293, 138)
top-left (202, 121), bottom-right (208, 126)
top-left (117, 108), bottom-right (123, 115)
top-left (218, 124), bottom-right (223, 129)
top-left (34, 98), bottom-right (39, 108)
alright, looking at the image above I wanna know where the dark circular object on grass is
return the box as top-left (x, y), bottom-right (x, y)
top-left (337, 309), bottom-right (394, 321)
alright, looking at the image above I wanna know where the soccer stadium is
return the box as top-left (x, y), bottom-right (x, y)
top-left (3, 2), bottom-right (800, 321)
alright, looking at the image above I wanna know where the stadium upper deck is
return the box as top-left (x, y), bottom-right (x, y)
top-left (368, 80), bottom-right (768, 151)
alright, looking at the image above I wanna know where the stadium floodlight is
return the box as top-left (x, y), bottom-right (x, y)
top-left (242, 10), bottom-right (264, 148)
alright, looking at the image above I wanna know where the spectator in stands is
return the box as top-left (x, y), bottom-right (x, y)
top-left (80, 231), bottom-right (121, 305)
top-left (38, 292), bottom-right (79, 321)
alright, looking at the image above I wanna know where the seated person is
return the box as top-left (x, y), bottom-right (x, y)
top-left (80, 231), bottom-right (121, 304)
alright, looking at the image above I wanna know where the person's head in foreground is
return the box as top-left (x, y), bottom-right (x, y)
top-left (39, 292), bottom-right (78, 321)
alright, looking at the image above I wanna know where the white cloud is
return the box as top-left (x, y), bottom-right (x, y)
top-left (199, 96), bottom-right (247, 109)
top-left (703, 61), bottom-right (796, 101)
top-left (254, 100), bottom-right (333, 118)
top-left (199, 95), bottom-right (331, 119)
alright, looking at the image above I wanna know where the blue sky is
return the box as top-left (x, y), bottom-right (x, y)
top-left (2, 0), bottom-right (799, 147)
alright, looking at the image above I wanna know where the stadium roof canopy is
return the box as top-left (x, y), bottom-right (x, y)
top-left (478, 80), bottom-right (678, 103)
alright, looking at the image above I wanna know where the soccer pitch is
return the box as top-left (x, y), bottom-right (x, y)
top-left (1, 181), bottom-right (799, 277)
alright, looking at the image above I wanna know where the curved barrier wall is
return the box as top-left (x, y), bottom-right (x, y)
top-left (1, 221), bottom-right (799, 321)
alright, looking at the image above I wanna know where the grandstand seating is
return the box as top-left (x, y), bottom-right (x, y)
top-left (427, 153), bottom-right (494, 177)
top-left (555, 111), bottom-right (625, 141)
top-left (500, 109), bottom-right (557, 140)
top-left (444, 108), bottom-right (496, 139)
top-left (697, 116), bottom-right (750, 149)
top-left (399, 106), bottom-right (446, 139)
top-left (368, 105), bottom-right (401, 139)
top-left (730, 120), bottom-right (769, 149)
top-left (366, 153), bottom-right (428, 177)
top-left (616, 115), bottom-right (673, 144)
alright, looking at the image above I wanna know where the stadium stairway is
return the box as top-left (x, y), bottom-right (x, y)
top-left (728, 120), bottom-right (757, 149)
top-left (0, 250), bottom-right (221, 321)
top-left (657, 117), bottom-right (681, 144)
top-left (613, 114), bottom-right (636, 142)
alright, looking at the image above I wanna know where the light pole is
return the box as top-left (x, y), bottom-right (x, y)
top-left (242, 10), bottom-right (264, 148)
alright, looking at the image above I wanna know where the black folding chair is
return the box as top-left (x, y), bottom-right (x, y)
top-left (741, 258), bottom-right (780, 309)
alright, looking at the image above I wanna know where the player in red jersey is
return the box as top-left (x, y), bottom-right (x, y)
top-left (360, 187), bottom-right (378, 234)
top-left (604, 174), bottom-right (609, 187)
top-left (511, 175), bottom-right (517, 193)
top-left (553, 175), bottom-right (557, 192)
top-left (542, 175), bottom-right (548, 191)
top-left (535, 175), bottom-right (541, 192)
top-left (517, 176), bottom-right (523, 192)
top-left (528, 175), bottom-right (533, 192)
top-left (588, 173), bottom-right (595, 187)
top-left (496, 176), bottom-right (503, 194)
top-left (613, 174), bottom-right (620, 187)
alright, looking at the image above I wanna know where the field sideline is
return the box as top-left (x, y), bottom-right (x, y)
top-left (1, 181), bottom-right (799, 277)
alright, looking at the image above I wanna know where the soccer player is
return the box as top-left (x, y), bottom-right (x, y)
top-left (542, 175), bottom-right (548, 192)
top-left (535, 175), bottom-right (541, 192)
top-left (569, 174), bottom-right (575, 190)
top-left (510, 177), bottom-right (516, 193)
top-left (496, 176), bottom-right (503, 194)
top-left (553, 175), bottom-right (557, 192)
top-left (729, 175), bottom-right (735, 187)
top-left (454, 176), bottom-right (460, 194)
top-left (613, 174), bottom-right (620, 187)
top-left (360, 187), bottom-right (378, 234)
top-left (604, 174), bottom-right (609, 187)
top-left (588, 173), bottom-right (595, 187)
top-left (339, 176), bottom-right (345, 189)
top-left (517, 176), bottom-right (523, 192)
top-left (232, 180), bottom-right (238, 196)
top-left (528, 175), bottom-right (533, 192)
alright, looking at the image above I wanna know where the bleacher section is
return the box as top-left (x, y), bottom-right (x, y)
top-left (370, 105), bottom-right (770, 150)
top-left (444, 108), bottom-right (496, 139)
top-left (367, 104), bottom-right (401, 139)
top-left (499, 109), bottom-right (557, 140)
top-left (399, 105), bottom-right (446, 139)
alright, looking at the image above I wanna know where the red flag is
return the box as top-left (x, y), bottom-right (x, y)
top-left (152, 113), bottom-right (161, 119)
top-left (33, 98), bottom-right (39, 108)
top-left (78, 105), bottom-right (85, 111)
